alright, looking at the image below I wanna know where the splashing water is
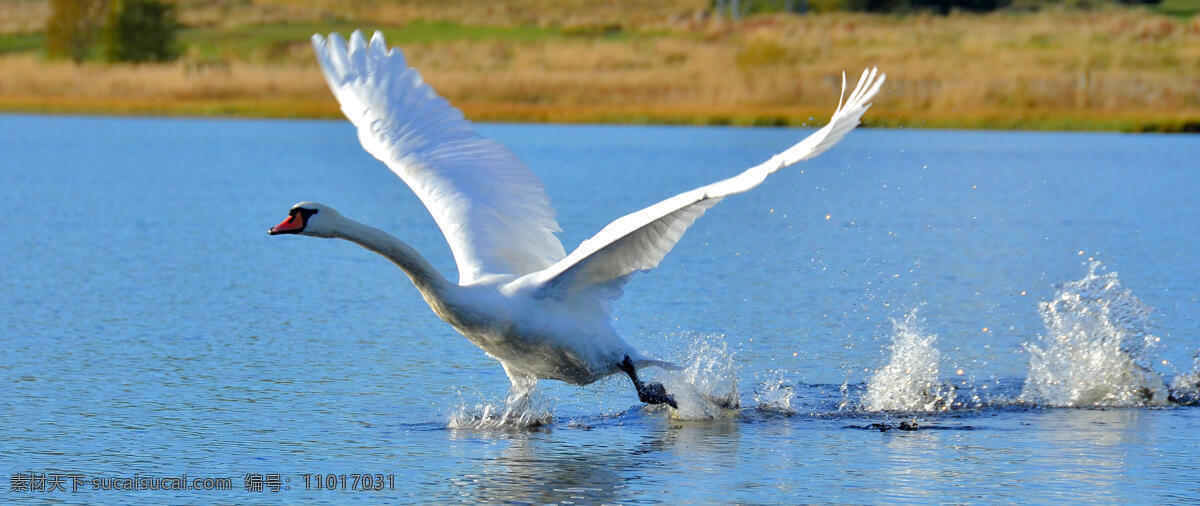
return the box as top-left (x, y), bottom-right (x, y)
top-left (659, 336), bottom-right (741, 420)
top-left (1019, 260), bottom-right (1168, 407)
top-left (445, 260), bottom-right (1189, 430)
top-left (1169, 352), bottom-right (1200, 406)
top-left (860, 308), bottom-right (956, 412)
top-left (447, 383), bottom-right (554, 430)
top-left (752, 374), bottom-right (796, 416)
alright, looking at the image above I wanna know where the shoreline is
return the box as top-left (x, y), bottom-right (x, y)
top-left (2, 98), bottom-right (1197, 133)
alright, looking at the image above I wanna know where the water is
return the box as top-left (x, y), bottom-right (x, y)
top-left (860, 308), bottom-right (956, 412)
top-left (2, 114), bottom-right (1198, 501)
top-left (1020, 260), bottom-right (1169, 407)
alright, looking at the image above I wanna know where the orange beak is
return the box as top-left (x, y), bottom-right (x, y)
top-left (268, 212), bottom-right (305, 235)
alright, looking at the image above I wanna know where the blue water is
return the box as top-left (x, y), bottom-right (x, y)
top-left (2, 114), bottom-right (1198, 502)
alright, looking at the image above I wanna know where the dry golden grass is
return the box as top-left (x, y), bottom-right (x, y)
top-left (0, 52), bottom-right (333, 116)
top-left (0, 0), bottom-right (708, 33)
top-left (0, 53), bottom-right (320, 100)
top-left (367, 9), bottom-right (1200, 130)
top-left (256, 0), bottom-right (708, 29)
top-left (0, 0), bottom-right (48, 33)
top-left (1, 2), bottom-right (1198, 130)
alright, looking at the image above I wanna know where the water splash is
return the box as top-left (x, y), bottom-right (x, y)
top-left (752, 372), bottom-right (796, 415)
top-left (447, 384), bottom-right (554, 430)
top-left (1019, 260), bottom-right (1168, 407)
top-left (1169, 352), bottom-right (1200, 406)
top-left (659, 336), bottom-right (741, 420)
top-left (860, 308), bottom-right (956, 412)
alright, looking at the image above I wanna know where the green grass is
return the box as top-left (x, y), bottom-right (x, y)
top-left (7, 12), bottom-right (650, 63)
top-left (379, 20), bottom-right (564, 43)
top-left (1155, 0), bottom-right (1200, 16)
top-left (0, 32), bottom-right (43, 54)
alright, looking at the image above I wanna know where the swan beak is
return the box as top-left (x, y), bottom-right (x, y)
top-left (268, 213), bottom-right (305, 235)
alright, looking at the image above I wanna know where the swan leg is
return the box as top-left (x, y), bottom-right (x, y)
top-left (501, 363), bottom-right (537, 401)
top-left (499, 363), bottom-right (541, 420)
top-left (620, 356), bottom-right (677, 409)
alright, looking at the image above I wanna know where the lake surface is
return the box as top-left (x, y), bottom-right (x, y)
top-left (2, 114), bottom-right (1198, 502)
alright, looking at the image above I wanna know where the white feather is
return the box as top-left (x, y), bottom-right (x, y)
top-left (311, 30), bottom-right (566, 284)
top-left (531, 68), bottom-right (886, 302)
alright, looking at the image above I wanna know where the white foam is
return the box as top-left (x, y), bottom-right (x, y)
top-left (860, 308), bottom-right (956, 412)
top-left (1019, 260), bottom-right (1169, 407)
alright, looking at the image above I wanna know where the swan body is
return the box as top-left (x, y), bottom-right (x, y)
top-left (274, 202), bottom-right (645, 386)
top-left (271, 30), bottom-right (885, 406)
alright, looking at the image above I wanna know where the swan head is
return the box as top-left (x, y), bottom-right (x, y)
top-left (268, 202), bottom-right (342, 238)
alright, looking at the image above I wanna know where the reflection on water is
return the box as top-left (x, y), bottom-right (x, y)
top-left (875, 429), bottom-right (947, 501)
top-left (1024, 408), bottom-right (1143, 501)
top-left (436, 397), bottom-right (1198, 503)
top-left (453, 436), bottom-right (628, 504)
top-left (445, 414), bottom-right (744, 503)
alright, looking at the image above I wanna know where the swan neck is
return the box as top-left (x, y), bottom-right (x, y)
top-left (333, 217), bottom-right (451, 295)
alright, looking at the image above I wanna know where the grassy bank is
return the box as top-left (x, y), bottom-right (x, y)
top-left (1, 1), bottom-right (1199, 131)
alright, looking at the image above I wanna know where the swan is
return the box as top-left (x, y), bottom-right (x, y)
top-left (270, 30), bottom-right (885, 409)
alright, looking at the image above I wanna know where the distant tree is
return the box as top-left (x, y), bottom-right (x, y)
top-left (842, 0), bottom-right (1010, 12)
top-left (712, 0), bottom-right (743, 19)
top-left (715, 0), bottom-right (814, 16)
top-left (102, 0), bottom-right (180, 63)
top-left (840, 0), bottom-right (908, 11)
top-left (912, 0), bottom-right (1012, 13)
top-left (45, 0), bottom-right (110, 62)
top-left (717, 0), bottom-right (1140, 15)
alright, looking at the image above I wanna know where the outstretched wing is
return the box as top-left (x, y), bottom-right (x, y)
top-left (312, 30), bottom-right (565, 284)
top-left (532, 68), bottom-right (886, 303)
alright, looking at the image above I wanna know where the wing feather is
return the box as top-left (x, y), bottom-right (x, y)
top-left (532, 68), bottom-right (886, 302)
top-left (312, 30), bottom-right (565, 284)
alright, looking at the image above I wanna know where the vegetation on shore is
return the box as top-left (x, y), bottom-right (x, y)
top-left (1, 0), bottom-right (1198, 132)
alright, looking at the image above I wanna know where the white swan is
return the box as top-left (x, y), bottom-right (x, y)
top-left (270, 30), bottom-right (885, 408)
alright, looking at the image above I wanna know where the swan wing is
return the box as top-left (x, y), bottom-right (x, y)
top-left (533, 68), bottom-right (885, 301)
top-left (312, 31), bottom-right (565, 284)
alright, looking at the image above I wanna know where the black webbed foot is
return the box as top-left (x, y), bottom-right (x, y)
top-left (620, 355), bottom-right (678, 409)
top-left (638, 382), bottom-right (678, 409)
